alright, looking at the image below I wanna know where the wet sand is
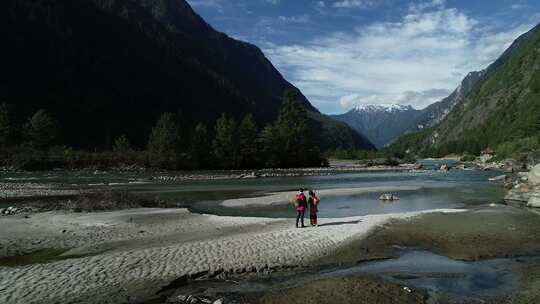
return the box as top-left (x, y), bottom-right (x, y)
top-left (305, 205), bottom-right (540, 304)
top-left (357, 205), bottom-right (540, 262)
top-left (256, 275), bottom-right (428, 304)
top-left (0, 207), bottom-right (459, 304)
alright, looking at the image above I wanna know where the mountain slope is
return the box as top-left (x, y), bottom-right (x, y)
top-left (388, 23), bottom-right (540, 158)
top-left (0, 0), bottom-right (373, 151)
top-left (407, 71), bottom-right (485, 132)
top-left (332, 104), bottom-right (421, 148)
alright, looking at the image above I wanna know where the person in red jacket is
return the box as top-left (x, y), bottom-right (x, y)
top-left (295, 188), bottom-right (307, 228)
top-left (308, 190), bottom-right (320, 227)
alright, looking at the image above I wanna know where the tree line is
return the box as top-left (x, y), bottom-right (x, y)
top-left (0, 90), bottom-right (326, 170)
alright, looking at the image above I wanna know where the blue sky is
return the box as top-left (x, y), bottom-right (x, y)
top-left (186, 0), bottom-right (540, 114)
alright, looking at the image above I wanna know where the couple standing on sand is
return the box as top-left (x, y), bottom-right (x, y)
top-left (294, 188), bottom-right (320, 228)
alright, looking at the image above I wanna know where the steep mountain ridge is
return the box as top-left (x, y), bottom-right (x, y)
top-left (0, 0), bottom-right (373, 151)
top-left (134, 0), bottom-right (318, 115)
top-left (409, 71), bottom-right (486, 132)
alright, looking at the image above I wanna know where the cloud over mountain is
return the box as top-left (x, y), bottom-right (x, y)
top-left (264, 0), bottom-right (534, 113)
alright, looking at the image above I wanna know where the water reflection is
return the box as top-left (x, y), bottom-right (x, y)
top-left (338, 250), bottom-right (523, 299)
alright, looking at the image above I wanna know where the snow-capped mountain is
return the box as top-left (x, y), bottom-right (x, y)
top-left (354, 104), bottom-right (415, 113)
top-left (331, 104), bottom-right (421, 148)
top-left (332, 70), bottom-right (486, 148)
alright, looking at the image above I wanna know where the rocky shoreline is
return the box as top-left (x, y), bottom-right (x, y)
top-left (502, 164), bottom-right (540, 208)
top-left (0, 182), bottom-right (86, 199)
top-left (152, 164), bottom-right (416, 183)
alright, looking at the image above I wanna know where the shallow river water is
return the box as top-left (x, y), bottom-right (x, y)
top-left (209, 250), bottom-right (530, 302)
top-left (0, 160), bottom-right (506, 218)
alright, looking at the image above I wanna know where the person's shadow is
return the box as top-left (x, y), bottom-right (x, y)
top-left (318, 220), bottom-right (361, 227)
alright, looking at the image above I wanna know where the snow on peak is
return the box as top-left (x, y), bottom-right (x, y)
top-left (353, 104), bottom-right (412, 113)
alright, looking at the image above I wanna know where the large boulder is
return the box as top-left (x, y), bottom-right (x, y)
top-left (527, 193), bottom-right (540, 208)
top-left (505, 188), bottom-right (531, 202)
top-left (379, 193), bottom-right (400, 201)
top-left (529, 165), bottom-right (540, 185)
top-left (527, 151), bottom-right (540, 166)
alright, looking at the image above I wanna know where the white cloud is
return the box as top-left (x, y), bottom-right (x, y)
top-left (314, 1), bottom-right (326, 13)
top-left (511, 4), bottom-right (528, 10)
top-left (265, 0), bottom-right (534, 113)
top-left (409, 0), bottom-right (446, 13)
top-left (333, 0), bottom-right (372, 9)
top-left (277, 15), bottom-right (310, 24)
top-left (254, 14), bottom-right (312, 36)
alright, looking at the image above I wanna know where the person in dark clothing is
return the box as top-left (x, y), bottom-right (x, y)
top-left (295, 188), bottom-right (307, 228)
top-left (308, 190), bottom-right (320, 227)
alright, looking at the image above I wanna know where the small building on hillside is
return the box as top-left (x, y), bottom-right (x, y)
top-left (480, 147), bottom-right (496, 163)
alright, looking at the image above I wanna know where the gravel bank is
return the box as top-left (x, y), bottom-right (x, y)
top-left (0, 182), bottom-right (84, 199)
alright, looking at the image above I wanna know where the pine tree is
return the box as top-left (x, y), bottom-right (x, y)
top-left (258, 124), bottom-right (281, 168)
top-left (113, 135), bottom-right (132, 153)
top-left (0, 103), bottom-right (12, 146)
top-left (24, 109), bottom-right (58, 150)
top-left (190, 123), bottom-right (211, 169)
top-left (147, 112), bottom-right (181, 167)
top-left (274, 89), bottom-right (319, 167)
top-left (213, 113), bottom-right (237, 168)
top-left (237, 114), bottom-right (258, 168)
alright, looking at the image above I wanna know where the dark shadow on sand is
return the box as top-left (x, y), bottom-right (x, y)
top-left (318, 220), bottom-right (361, 227)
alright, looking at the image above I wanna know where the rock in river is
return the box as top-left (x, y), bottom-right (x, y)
top-left (380, 193), bottom-right (400, 201)
top-left (440, 164), bottom-right (450, 172)
top-left (528, 164), bottom-right (540, 185)
top-left (489, 175), bottom-right (507, 182)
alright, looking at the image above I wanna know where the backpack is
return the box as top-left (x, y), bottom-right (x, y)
top-left (295, 193), bottom-right (305, 206)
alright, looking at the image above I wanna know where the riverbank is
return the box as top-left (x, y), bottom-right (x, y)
top-left (1, 164), bottom-right (538, 304)
top-left (0, 208), bottom-right (461, 304)
top-left (0, 182), bottom-right (85, 199)
top-left (2, 203), bottom-right (540, 303)
top-left (321, 205), bottom-right (540, 264)
top-left (0, 161), bottom-right (418, 185)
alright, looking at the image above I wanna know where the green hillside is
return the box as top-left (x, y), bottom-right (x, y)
top-left (0, 0), bottom-right (373, 152)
